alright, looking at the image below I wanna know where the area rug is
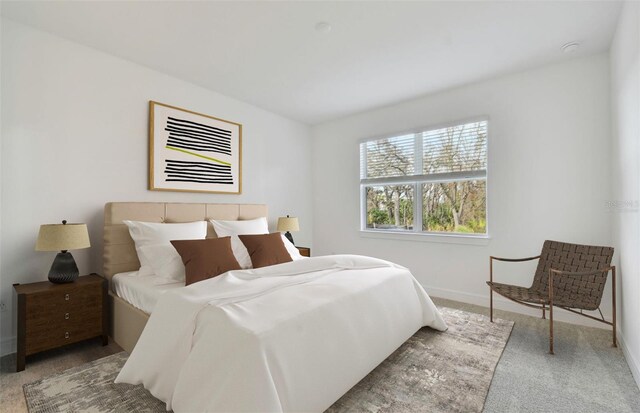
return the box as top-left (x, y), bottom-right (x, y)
top-left (24, 307), bottom-right (513, 413)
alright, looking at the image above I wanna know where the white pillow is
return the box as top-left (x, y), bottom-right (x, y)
top-left (123, 220), bottom-right (207, 275)
top-left (210, 218), bottom-right (269, 269)
top-left (210, 217), bottom-right (269, 236)
top-left (139, 244), bottom-right (185, 284)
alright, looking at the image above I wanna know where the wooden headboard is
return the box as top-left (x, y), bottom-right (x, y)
top-left (103, 202), bottom-right (268, 284)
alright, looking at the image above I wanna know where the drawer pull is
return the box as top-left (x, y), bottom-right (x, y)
top-left (64, 294), bottom-right (70, 301)
top-left (64, 332), bottom-right (70, 339)
top-left (64, 313), bottom-right (70, 320)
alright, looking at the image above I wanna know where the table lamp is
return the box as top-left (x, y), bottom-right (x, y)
top-left (35, 220), bottom-right (91, 283)
top-left (277, 215), bottom-right (299, 245)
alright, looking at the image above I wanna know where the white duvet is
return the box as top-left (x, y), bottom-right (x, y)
top-left (115, 255), bottom-right (447, 412)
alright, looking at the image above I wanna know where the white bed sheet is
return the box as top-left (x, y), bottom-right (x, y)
top-left (112, 271), bottom-right (183, 314)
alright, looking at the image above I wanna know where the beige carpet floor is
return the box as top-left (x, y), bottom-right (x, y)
top-left (1, 298), bottom-right (638, 413)
top-left (435, 298), bottom-right (640, 413)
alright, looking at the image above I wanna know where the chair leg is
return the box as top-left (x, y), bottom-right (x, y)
top-left (489, 257), bottom-right (494, 323)
top-left (549, 304), bottom-right (554, 355)
top-left (489, 288), bottom-right (494, 323)
top-left (612, 266), bottom-right (617, 348)
top-left (548, 269), bottom-right (554, 355)
top-left (542, 304), bottom-right (546, 320)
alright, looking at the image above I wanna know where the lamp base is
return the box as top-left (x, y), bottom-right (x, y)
top-left (48, 251), bottom-right (79, 284)
top-left (284, 231), bottom-right (295, 245)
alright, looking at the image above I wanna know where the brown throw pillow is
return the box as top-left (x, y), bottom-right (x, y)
top-left (238, 233), bottom-right (293, 269)
top-left (170, 237), bottom-right (241, 286)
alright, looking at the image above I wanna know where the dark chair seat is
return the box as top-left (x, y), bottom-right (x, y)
top-left (487, 281), bottom-right (588, 309)
top-left (487, 281), bottom-right (546, 304)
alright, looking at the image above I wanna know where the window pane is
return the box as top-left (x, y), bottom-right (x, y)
top-left (423, 121), bottom-right (487, 174)
top-left (366, 185), bottom-right (414, 230)
top-left (361, 134), bottom-right (415, 179)
top-left (422, 180), bottom-right (486, 234)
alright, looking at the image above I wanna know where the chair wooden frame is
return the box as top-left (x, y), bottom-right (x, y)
top-left (489, 255), bottom-right (616, 354)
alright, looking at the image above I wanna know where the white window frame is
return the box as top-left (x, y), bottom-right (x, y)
top-left (359, 117), bottom-right (490, 241)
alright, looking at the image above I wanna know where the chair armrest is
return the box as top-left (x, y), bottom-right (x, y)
top-left (490, 255), bottom-right (541, 263)
top-left (489, 255), bottom-right (541, 283)
top-left (549, 266), bottom-right (615, 277)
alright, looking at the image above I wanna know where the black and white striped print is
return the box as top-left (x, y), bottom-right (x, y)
top-left (163, 115), bottom-right (234, 185)
top-left (164, 160), bottom-right (233, 184)
top-left (165, 116), bottom-right (232, 156)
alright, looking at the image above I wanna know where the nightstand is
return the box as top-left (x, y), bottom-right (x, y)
top-left (296, 246), bottom-right (311, 257)
top-left (13, 274), bottom-right (108, 371)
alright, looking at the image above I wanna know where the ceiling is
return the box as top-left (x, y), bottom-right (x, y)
top-left (1, 1), bottom-right (622, 125)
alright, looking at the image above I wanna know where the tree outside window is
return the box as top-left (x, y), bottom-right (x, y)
top-left (361, 120), bottom-right (487, 235)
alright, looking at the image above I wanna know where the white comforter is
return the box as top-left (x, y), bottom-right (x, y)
top-left (115, 255), bottom-right (447, 412)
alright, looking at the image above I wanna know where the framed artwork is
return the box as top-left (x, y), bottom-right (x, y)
top-left (149, 101), bottom-right (242, 194)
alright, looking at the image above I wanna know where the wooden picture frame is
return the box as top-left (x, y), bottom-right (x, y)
top-left (149, 101), bottom-right (242, 194)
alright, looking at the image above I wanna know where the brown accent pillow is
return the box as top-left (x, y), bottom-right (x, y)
top-left (238, 233), bottom-right (293, 269)
top-left (170, 237), bottom-right (241, 286)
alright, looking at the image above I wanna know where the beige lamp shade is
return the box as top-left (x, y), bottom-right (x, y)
top-left (35, 222), bottom-right (91, 251)
top-left (277, 216), bottom-right (299, 232)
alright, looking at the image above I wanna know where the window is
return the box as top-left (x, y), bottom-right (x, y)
top-left (360, 119), bottom-right (488, 236)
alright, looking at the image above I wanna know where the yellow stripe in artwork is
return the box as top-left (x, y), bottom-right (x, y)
top-left (165, 145), bottom-right (231, 166)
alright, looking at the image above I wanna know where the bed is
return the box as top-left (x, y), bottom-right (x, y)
top-left (105, 202), bottom-right (447, 412)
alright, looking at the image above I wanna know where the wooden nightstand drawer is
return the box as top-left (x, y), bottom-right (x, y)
top-left (26, 314), bottom-right (103, 354)
top-left (26, 283), bottom-right (101, 309)
top-left (14, 274), bottom-right (108, 371)
top-left (26, 305), bottom-right (101, 331)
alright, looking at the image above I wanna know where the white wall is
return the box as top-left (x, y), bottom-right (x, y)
top-left (610, 1), bottom-right (640, 388)
top-left (312, 54), bottom-right (613, 326)
top-left (0, 17), bottom-right (4, 333)
top-left (0, 19), bottom-right (313, 355)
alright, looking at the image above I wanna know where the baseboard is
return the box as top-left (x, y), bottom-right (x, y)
top-left (424, 285), bottom-right (612, 329)
top-left (1, 335), bottom-right (16, 357)
top-left (618, 332), bottom-right (640, 391)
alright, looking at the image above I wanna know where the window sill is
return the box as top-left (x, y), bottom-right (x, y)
top-left (359, 230), bottom-right (491, 245)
